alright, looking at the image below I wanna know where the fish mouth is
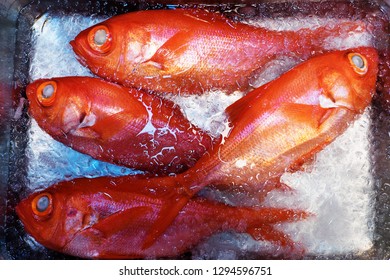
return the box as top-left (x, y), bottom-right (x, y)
top-left (15, 203), bottom-right (27, 225)
top-left (70, 40), bottom-right (88, 67)
top-left (15, 201), bottom-right (37, 240)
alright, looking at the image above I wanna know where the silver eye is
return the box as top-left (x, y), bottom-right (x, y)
top-left (351, 55), bottom-right (365, 69)
top-left (36, 195), bottom-right (50, 212)
top-left (94, 29), bottom-right (108, 46)
top-left (42, 84), bottom-right (55, 99)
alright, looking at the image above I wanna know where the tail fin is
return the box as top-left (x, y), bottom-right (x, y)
top-left (140, 174), bottom-right (199, 249)
top-left (245, 207), bottom-right (312, 254)
top-left (292, 20), bottom-right (371, 57)
top-left (141, 190), bottom-right (191, 249)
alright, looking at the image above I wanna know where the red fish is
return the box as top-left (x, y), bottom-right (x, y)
top-left (70, 9), bottom-right (368, 95)
top-left (26, 76), bottom-right (215, 175)
top-left (15, 176), bottom-right (308, 259)
top-left (104, 47), bottom-right (377, 247)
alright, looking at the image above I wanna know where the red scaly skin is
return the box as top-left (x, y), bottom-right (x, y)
top-left (22, 48), bottom-right (378, 253)
top-left (94, 48), bottom-right (378, 247)
top-left (26, 76), bottom-right (217, 175)
top-left (16, 176), bottom-right (309, 259)
top-left (70, 9), bottom-right (371, 95)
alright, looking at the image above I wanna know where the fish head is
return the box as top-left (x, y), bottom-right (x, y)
top-left (70, 19), bottom-right (150, 79)
top-left (318, 47), bottom-right (378, 113)
top-left (26, 78), bottom-right (94, 138)
top-left (16, 186), bottom-right (69, 250)
top-left (16, 182), bottom-right (98, 252)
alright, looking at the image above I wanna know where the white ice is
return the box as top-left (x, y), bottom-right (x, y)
top-left (26, 12), bottom-right (376, 258)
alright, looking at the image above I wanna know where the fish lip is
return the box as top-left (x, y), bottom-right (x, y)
top-left (15, 202), bottom-right (36, 240)
top-left (69, 40), bottom-right (78, 53)
top-left (15, 203), bottom-right (26, 223)
top-left (69, 40), bottom-right (88, 67)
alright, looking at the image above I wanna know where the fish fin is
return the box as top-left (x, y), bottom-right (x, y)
top-left (254, 179), bottom-right (295, 203)
top-left (248, 224), bottom-right (294, 247)
top-left (277, 104), bottom-right (335, 172)
top-left (247, 208), bottom-right (310, 251)
top-left (139, 174), bottom-right (197, 249)
top-left (142, 30), bottom-right (197, 74)
top-left (71, 127), bottom-right (100, 139)
top-left (276, 182), bottom-right (295, 192)
top-left (225, 90), bottom-right (262, 125)
top-left (181, 9), bottom-right (231, 24)
top-left (263, 178), bottom-right (295, 193)
top-left (142, 192), bottom-right (191, 249)
top-left (287, 144), bottom-right (326, 173)
top-left (279, 103), bottom-right (329, 128)
top-left (74, 112), bottom-right (135, 141)
top-left (249, 207), bottom-right (311, 225)
top-left (92, 206), bottom-right (152, 237)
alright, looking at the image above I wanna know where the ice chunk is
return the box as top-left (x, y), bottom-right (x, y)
top-left (167, 90), bottom-right (243, 136)
top-left (24, 10), bottom-right (379, 259)
top-left (266, 111), bottom-right (374, 255)
top-left (29, 14), bottom-right (108, 80)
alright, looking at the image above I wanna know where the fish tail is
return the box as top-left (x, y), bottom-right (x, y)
top-left (236, 207), bottom-right (312, 253)
top-left (142, 192), bottom-right (191, 250)
top-left (141, 172), bottom-right (205, 249)
top-left (297, 20), bottom-right (371, 56)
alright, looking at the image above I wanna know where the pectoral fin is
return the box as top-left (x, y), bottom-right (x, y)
top-left (278, 103), bottom-right (330, 128)
top-left (141, 30), bottom-right (197, 75)
top-left (73, 112), bottom-right (135, 141)
top-left (247, 208), bottom-right (310, 250)
top-left (225, 90), bottom-right (263, 125)
top-left (92, 206), bottom-right (152, 237)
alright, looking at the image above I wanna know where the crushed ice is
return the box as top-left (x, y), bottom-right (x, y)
top-left (26, 11), bottom-right (377, 258)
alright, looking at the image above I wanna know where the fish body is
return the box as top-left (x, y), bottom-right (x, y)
top-left (21, 48), bottom-right (378, 255)
top-left (70, 9), bottom-right (348, 95)
top-left (26, 76), bottom-right (215, 174)
top-left (115, 48), bottom-right (378, 246)
top-left (16, 176), bottom-right (307, 259)
top-left (179, 47), bottom-right (379, 193)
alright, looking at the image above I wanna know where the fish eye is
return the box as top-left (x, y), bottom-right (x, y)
top-left (94, 29), bottom-right (108, 46)
top-left (87, 25), bottom-right (112, 54)
top-left (36, 81), bottom-right (57, 107)
top-left (348, 53), bottom-right (368, 75)
top-left (31, 192), bottom-right (53, 219)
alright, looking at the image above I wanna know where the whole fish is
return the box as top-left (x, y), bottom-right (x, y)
top-left (70, 9), bottom-right (368, 95)
top-left (26, 76), bottom-right (215, 175)
top-left (108, 47), bottom-right (378, 247)
top-left (15, 176), bottom-right (308, 259)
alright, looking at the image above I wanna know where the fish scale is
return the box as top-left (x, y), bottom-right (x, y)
top-left (26, 76), bottom-right (216, 175)
top-left (134, 48), bottom-right (379, 248)
top-left (16, 176), bottom-right (308, 259)
top-left (71, 9), bottom-right (335, 95)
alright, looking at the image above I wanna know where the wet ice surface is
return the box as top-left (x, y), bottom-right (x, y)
top-left (29, 15), bottom-right (106, 80)
top-left (26, 12), bottom-right (376, 258)
top-left (272, 112), bottom-right (374, 256)
top-left (27, 120), bottom-right (138, 190)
